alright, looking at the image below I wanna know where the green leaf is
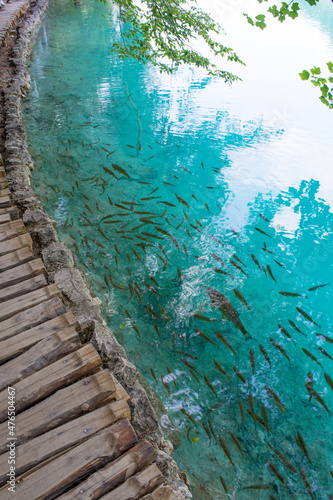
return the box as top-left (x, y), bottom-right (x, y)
top-left (191, 436), bottom-right (198, 444)
top-left (299, 70), bottom-right (310, 80)
top-left (243, 13), bottom-right (254, 26)
top-left (311, 66), bottom-right (321, 75)
top-left (327, 61), bottom-right (333, 73)
top-left (119, 322), bottom-right (126, 329)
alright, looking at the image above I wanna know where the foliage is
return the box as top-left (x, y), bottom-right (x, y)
top-left (299, 62), bottom-right (333, 108)
top-left (109, 0), bottom-right (244, 83)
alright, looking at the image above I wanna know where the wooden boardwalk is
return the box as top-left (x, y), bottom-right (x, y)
top-left (0, 0), bottom-right (30, 47)
top-left (0, 154), bottom-right (183, 499)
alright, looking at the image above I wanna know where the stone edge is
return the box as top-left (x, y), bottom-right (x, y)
top-left (1, 1), bottom-right (191, 496)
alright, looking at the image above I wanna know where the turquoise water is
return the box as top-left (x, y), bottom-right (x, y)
top-left (23, 0), bottom-right (333, 498)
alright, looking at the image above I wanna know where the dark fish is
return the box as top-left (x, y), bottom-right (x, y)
top-left (262, 242), bottom-right (275, 255)
top-left (279, 291), bottom-right (305, 297)
top-left (204, 375), bottom-right (217, 397)
top-left (176, 351), bottom-right (198, 360)
top-left (262, 265), bottom-right (267, 277)
top-left (267, 461), bottom-right (286, 486)
top-left (306, 385), bottom-right (330, 412)
top-left (219, 475), bottom-right (228, 494)
top-left (299, 467), bottom-right (315, 500)
top-left (209, 235), bottom-right (224, 246)
top-left (214, 268), bottom-right (232, 278)
top-left (316, 333), bottom-right (333, 344)
top-left (145, 305), bottom-right (163, 320)
top-left (183, 244), bottom-right (188, 258)
top-left (233, 366), bottom-right (246, 384)
top-left (163, 182), bottom-right (174, 186)
top-left (180, 166), bottom-right (191, 174)
top-left (205, 203), bottom-right (210, 213)
top-left (154, 226), bottom-right (171, 237)
top-left (213, 360), bottom-right (230, 380)
top-left (230, 432), bottom-right (244, 456)
top-left (249, 349), bottom-right (255, 375)
top-left (210, 253), bottom-right (224, 266)
top-left (295, 432), bottom-right (311, 464)
top-left (190, 223), bottom-right (200, 232)
top-left (230, 260), bottom-right (247, 275)
top-left (308, 283), bottom-right (330, 291)
top-left (232, 254), bottom-right (246, 267)
top-left (176, 221), bottom-right (184, 230)
top-left (259, 214), bottom-right (271, 223)
top-left (192, 194), bottom-right (198, 201)
top-left (261, 404), bottom-right (270, 433)
top-left (193, 314), bottom-right (217, 323)
top-left (158, 305), bottom-right (172, 321)
top-left (208, 287), bottom-right (252, 340)
top-left (270, 338), bottom-right (290, 362)
top-left (324, 373), bottom-right (333, 391)
top-left (195, 220), bottom-right (203, 229)
top-left (158, 201), bottom-right (177, 207)
top-left (302, 348), bottom-right (322, 366)
top-left (233, 289), bottom-right (251, 310)
top-left (278, 323), bottom-right (294, 342)
top-left (175, 193), bottom-right (189, 209)
top-left (266, 265), bottom-right (276, 282)
top-left (150, 368), bottom-right (157, 382)
top-left (296, 307), bottom-right (320, 327)
top-left (132, 324), bottom-right (141, 338)
top-left (205, 401), bottom-right (225, 417)
top-left (251, 254), bottom-right (261, 270)
top-left (218, 436), bottom-right (234, 466)
top-left (161, 375), bottom-right (170, 395)
top-left (153, 323), bottom-right (161, 338)
top-left (268, 443), bottom-right (297, 473)
top-left (273, 258), bottom-right (285, 268)
top-left (242, 485), bottom-right (271, 491)
top-left (255, 227), bottom-right (271, 238)
top-left (195, 328), bottom-right (216, 345)
top-left (248, 393), bottom-right (256, 425)
top-left (214, 330), bottom-right (236, 355)
top-left (202, 422), bottom-right (211, 440)
top-left (265, 385), bottom-right (288, 413)
top-left (318, 346), bottom-right (333, 361)
top-left (288, 320), bottom-right (306, 336)
top-left (185, 227), bottom-right (192, 239)
top-left (208, 419), bottom-right (216, 440)
top-left (180, 408), bottom-right (195, 425)
top-left (238, 399), bottom-right (245, 423)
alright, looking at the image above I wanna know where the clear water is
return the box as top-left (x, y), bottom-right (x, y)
top-left (23, 0), bottom-right (333, 498)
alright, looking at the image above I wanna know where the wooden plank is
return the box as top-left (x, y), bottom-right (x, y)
top-left (0, 283), bottom-right (61, 322)
top-left (0, 213), bottom-right (10, 225)
top-left (142, 486), bottom-right (185, 500)
top-left (0, 233), bottom-right (32, 256)
top-left (115, 382), bottom-right (130, 402)
top-left (0, 196), bottom-right (12, 208)
top-left (99, 464), bottom-right (164, 500)
top-left (0, 274), bottom-right (47, 303)
top-left (0, 312), bottom-right (78, 363)
top-left (0, 219), bottom-right (26, 234)
top-left (0, 297), bottom-right (66, 342)
top-left (0, 420), bottom-right (137, 500)
top-left (0, 228), bottom-right (18, 242)
top-left (0, 327), bottom-right (81, 390)
top-left (0, 400), bottom-right (131, 485)
top-left (0, 370), bottom-right (117, 453)
top-left (0, 246), bottom-right (34, 272)
top-left (0, 188), bottom-right (10, 198)
top-left (58, 440), bottom-right (156, 500)
top-left (0, 206), bottom-right (19, 219)
top-left (0, 259), bottom-right (45, 290)
top-left (0, 344), bottom-right (102, 422)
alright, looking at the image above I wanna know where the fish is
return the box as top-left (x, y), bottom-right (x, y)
top-left (175, 193), bottom-right (189, 209)
top-left (180, 166), bottom-right (191, 174)
top-left (288, 320), bottom-right (306, 336)
top-left (265, 386), bottom-right (288, 412)
top-left (238, 399), bottom-right (245, 423)
top-left (248, 393), bottom-right (256, 425)
top-left (158, 201), bottom-right (176, 207)
top-left (296, 307), bottom-right (320, 327)
top-left (193, 313), bottom-right (217, 323)
top-left (219, 475), bottom-right (228, 494)
top-left (242, 485), bottom-right (271, 491)
top-left (180, 408), bottom-right (196, 424)
top-left (324, 373), bottom-right (333, 391)
top-left (112, 163), bottom-right (130, 178)
top-left (308, 283), bottom-right (330, 291)
top-left (154, 226), bottom-right (171, 237)
top-left (232, 254), bottom-right (246, 268)
top-left (204, 375), bottom-right (217, 397)
top-left (210, 253), bottom-right (224, 266)
top-left (190, 223), bottom-right (200, 233)
top-left (163, 182), bottom-right (174, 186)
top-left (261, 404), bottom-right (270, 433)
top-left (208, 287), bottom-right (252, 340)
top-left (318, 346), bottom-right (333, 361)
top-left (195, 220), bottom-right (203, 229)
top-left (266, 265), bottom-right (276, 282)
top-left (161, 375), bottom-right (170, 395)
top-left (214, 330), bottom-right (236, 355)
top-left (209, 235), bottom-right (224, 246)
top-left (249, 349), bottom-right (255, 375)
top-left (132, 249), bottom-right (142, 261)
top-left (192, 194), bottom-right (197, 201)
top-left (251, 254), bottom-right (261, 270)
top-left (278, 324), bottom-right (294, 342)
top-left (270, 338), bottom-right (290, 362)
top-left (262, 242), bottom-right (275, 255)
top-left (233, 366), bottom-right (246, 384)
top-left (205, 203), bottom-right (210, 213)
top-left (295, 432), bottom-right (311, 463)
top-left (176, 351), bottom-right (198, 360)
top-left (279, 291), bottom-right (305, 298)
top-left (233, 289), bottom-right (251, 310)
top-left (214, 268), bottom-right (232, 277)
top-left (259, 214), bottom-right (271, 223)
top-left (213, 360), bottom-right (230, 380)
top-left (262, 265), bottom-right (267, 277)
top-left (181, 358), bottom-right (199, 374)
top-left (185, 228), bottom-right (192, 239)
top-left (152, 323), bottom-right (160, 338)
top-left (230, 432), bottom-right (244, 456)
top-left (267, 461), bottom-right (286, 486)
top-left (183, 243), bottom-right (188, 258)
top-left (208, 419), bottom-right (216, 440)
top-left (132, 324), bottom-right (141, 338)
top-left (145, 305), bottom-right (163, 320)
top-left (157, 305), bottom-right (171, 321)
top-left (299, 467), bottom-right (315, 500)
top-left (273, 258), bottom-right (285, 268)
top-left (202, 422), bottom-right (211, 440)
top-left (255, 227), bottom-right (271, 238)
top-left (268, 443), bottom-right (297, 473)
top-left (103, 166), bottom-right (116, 177)
top-left (316, 333), bottom-right (333, 344)
top-left (176, 221), bottom-right (184, 230)
top-left (302, 348), bottom-right (322, 366)
top-left (306, 385), bottom-right (330, 412)
top-left (195, 328), bottom-right (216, 345)
top-left (218, 436), bottom-right (234, 466)
top-left (205, 401), bottom-right (226, 417)
top-left (141, 196), bottom-right (161, 201)
top-left (230, 260), bottom-right (247, 275)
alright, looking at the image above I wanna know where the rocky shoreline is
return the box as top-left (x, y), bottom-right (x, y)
top-left (0, 1), bottom-right (191, 496)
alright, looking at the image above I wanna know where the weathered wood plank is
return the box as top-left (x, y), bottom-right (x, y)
top-left (0, 228), bottom-right (18, 242)
top-left (142, 486), bottom-right (185, 500)
top-left (0, 312), bottom-right (78, 363)
top-left (0, 400), bottom-right (131, 485)
top-left (0, 259), bottom-right (45, 290)
top-left (58, 441), bottom-right (156, 500)
top-left (0, 327), bottom-right (80, 390)
top-left (0, 283), bottom-right (61, 322)
top-left (0, 206), bottom-right (19, 219)
top-left (0, 246), bottom-right (34, 272)
top-left (0, 274), bottom-right (47, 303)
top-left (114, 382), bottom-right (130, 402)
top-left (0, 344), bottom-right (102, 422)
top-left (0, 420), bottom-right (137, 500)
top-left (0, 233), bottom-right (32, 256)
top-left (0, 370), bottom-right (117, 453)
top-left (0, 188), bottom-right (10, 198)
top-left (0, 196), bottom-right (12, 208)
top-left (0, 219), bottom-right (26, 234)
top-left (100, 464), bottom-right (164, 500)
top-left (0, 213), bottom-right (11, 225)
top-left (0, 297), bottom-right (66, 342)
